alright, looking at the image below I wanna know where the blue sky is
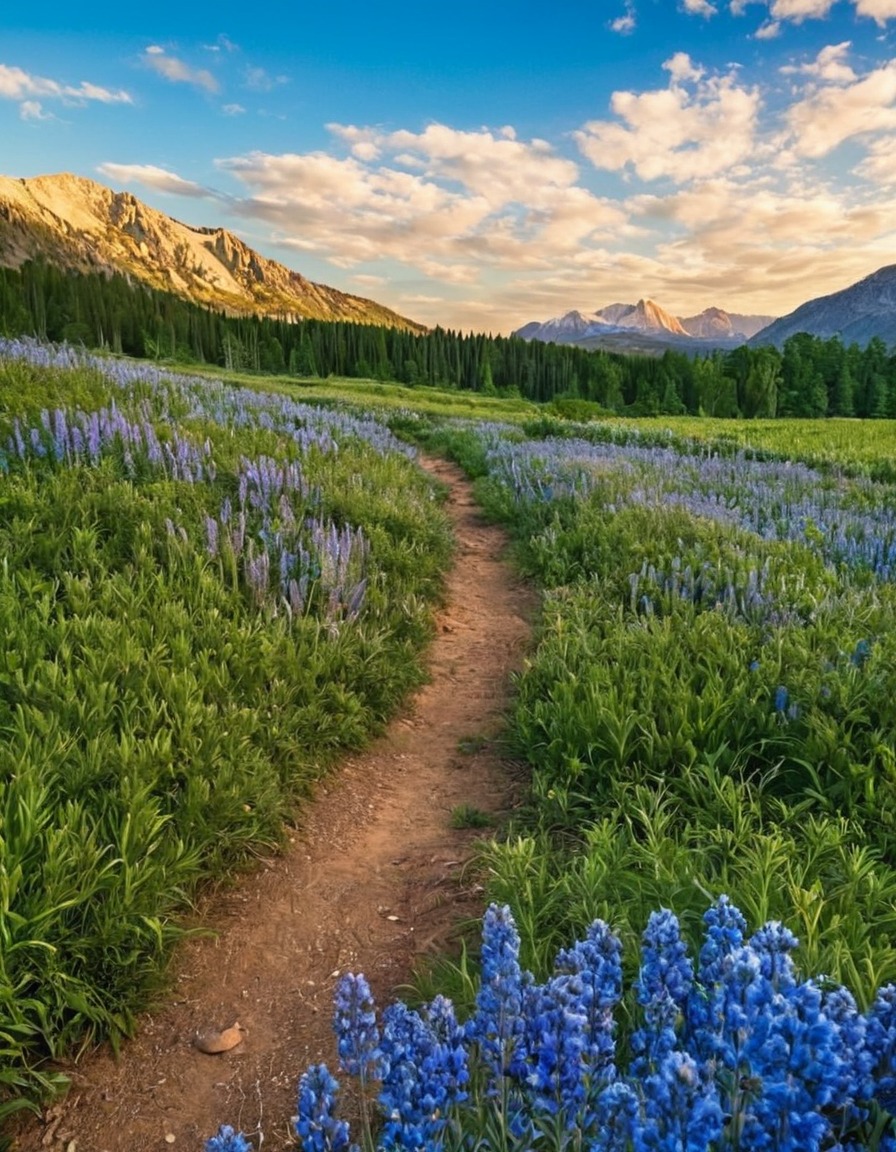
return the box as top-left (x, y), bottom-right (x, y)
top-left (4, 0), bottom-right (896, 331)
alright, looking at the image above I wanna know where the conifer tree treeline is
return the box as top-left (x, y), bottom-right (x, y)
top-left (2, 260), bottom-right (896, 418)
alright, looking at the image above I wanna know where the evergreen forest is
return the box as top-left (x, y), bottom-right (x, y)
top-left (2, 260), bottom-right (895, 418)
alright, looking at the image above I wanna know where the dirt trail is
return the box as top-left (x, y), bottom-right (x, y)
top-left (12, 456), bottom-right (534, 1152)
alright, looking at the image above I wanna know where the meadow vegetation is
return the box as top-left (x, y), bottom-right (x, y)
top-left (0, 339), bottom-right (452, 1120)
top-left (409, 413), bottom-right (896, 1014)
top-left (8, 335), bottom-right (896, 1146)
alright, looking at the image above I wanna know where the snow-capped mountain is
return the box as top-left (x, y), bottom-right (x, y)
top-left (514, 299), bottom-right (776, 352)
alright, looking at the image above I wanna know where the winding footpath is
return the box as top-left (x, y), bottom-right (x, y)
top-left (12, 456), bottom-right (534, 1152)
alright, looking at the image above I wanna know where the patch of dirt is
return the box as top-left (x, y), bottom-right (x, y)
top-left (10, 456), bottom-right (535, 1152)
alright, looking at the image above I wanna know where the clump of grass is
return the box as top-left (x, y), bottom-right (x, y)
top-left (457, 734), bottom-right (488, 755)
top-left (450, 804), bottom-right (494, 829)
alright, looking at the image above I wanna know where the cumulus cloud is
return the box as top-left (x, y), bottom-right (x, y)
top-left (611, 2), bottom-right (637, 32)
top-left (855, 0), bottom-right (896, 23)
top-left (211, 123), bottom-right (626, 286)
top-left (786, 57), bottom-right (896, 157)
top-left (574, 55), bottom-right (761, 183)
top-left (770, 0), bottom-right (836, 20)
top-left (781, 41), bottom-right (856, 84)
top-left (141, 47), bottom-right (219, 94)
top-left (736, 0), bottom-right (896, 24)
top-left (97, 162), bottom-right (211, 198)
top-left (681, 0), bottom-right (718, 16)
top-left (0, 63), bottom-right (132, 107)
top-left (19, 100), bottom-right (53, 121)
top-left (855, 134), bottom-right (896, 183)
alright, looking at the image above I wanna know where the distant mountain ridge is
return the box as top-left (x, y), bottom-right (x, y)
top-left (750, 265), bottom-right (896, 349)
top-left (514, 299), bottom-right (775, 353)
top-left (0, 173), bottom-right (423, 331)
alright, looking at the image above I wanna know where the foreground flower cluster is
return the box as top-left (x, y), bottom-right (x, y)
top-left (207, 900), bottom-right (896, 1151)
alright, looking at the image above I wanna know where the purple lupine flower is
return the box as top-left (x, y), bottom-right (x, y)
top-left (205, 516), bottom-right (219, 558)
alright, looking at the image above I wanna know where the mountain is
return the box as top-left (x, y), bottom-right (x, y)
top-left (514, 299), bottom-right (776, 354)
top-left (681, 308), bottom-right (773, 341)
top-left (0, 173), bottom-right (422, 331)
top-left (750, 265), bottom-right (896, 349)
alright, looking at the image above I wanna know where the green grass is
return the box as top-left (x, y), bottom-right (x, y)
top-left (0, 353), bottom-right (454, 1117)
top-left (449, 804), bottom-right (494, 830)
top-left (421, 416), bottom-right (896, 1009)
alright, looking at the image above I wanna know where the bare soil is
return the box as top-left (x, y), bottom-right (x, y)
top-left (11, 455), bottom-right (535, 1152)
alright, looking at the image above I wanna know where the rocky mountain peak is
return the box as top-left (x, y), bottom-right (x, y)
top-left (0, 172), bottom-right (423, 331)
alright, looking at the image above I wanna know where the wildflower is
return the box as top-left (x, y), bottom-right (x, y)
top-left (640, 1050), bottom-right (724, 1152)
top-left (205, 1125), bottom-right (253, 1152)
top-left (295, 1064), bottom-right (352, 1152)
top-left (554, 918), bottom-right (623, 1077)
top-left (333, 973), bottom-right (381, 1081)
top-left (632, 909), bottom-right (693, 1076)
top-left (773, 685), bottom-right (789, 714)
top-left (592, 1081), bottom-right (639, 1151)
top-left (516, 975), bottom-right (588, 1122)
top-left (378, 999), bottom-right (468, 1150)
top-left (468, 904), bottom-right (527, 1083)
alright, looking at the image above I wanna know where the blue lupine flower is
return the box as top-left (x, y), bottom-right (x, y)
top-left (632, 909), bottom-right (693, 1076)
top-left (516, 974), bottom-right (588, 1123)
top-left (205, 1125), bottom-right (252, 1152)
top-left (333, 973), bottom-right (381, 1081)
top-left (592, 1081), bottom-right (639, 1151)
top-left (378, 999), bottom-right (468, 1150)
top-left (554, 918), bottom-right (623, 1078)
top-left (468, 904), bottom-right (528, 1083)
top-left (851, 638), bottom-right (872, 667)
top-left (295, 1063), bottom-right (353, 1152)
top-left (866, 984), bottom-right (896, 1113)
top-left (773, 685), bottom-right (789, 714)
top-left (750, 921), bottom-right (799, 991)
top-left (640, 1050), bottom-right (724, 1152)
top-left (691, 896), bottom-right (747, 1052)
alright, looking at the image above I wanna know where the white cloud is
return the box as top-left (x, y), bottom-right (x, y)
top-left (786, 58), bottom-right (896, 157)
top-left (611, 2), bottom-right (637, 32)
top-left (739, 0), bottom-right (896, 24)
top-left (222, 103), bottom-right (245, 115)
top-left (574, 56), bottom-right (761, 183)
top-left (19, 100), bottom-right (52, 121)
top-left (770, 0), bottom-right (836, 20)
top-left (212, 123), bottom-right (626, 286)
top-left (0, 63), bottom-right (132, 106)
top-left (855, 134), bottom-right (896, 183)
top-left (781, 41), bottom-right (856, 84)
top-left (855, 0), bottom-right (896, 23)
top-left (203, 34), bottom-right (239, 53)
top-left (141, 47), bottom-right (219, 94)
top-left (97, 162), bottom-right (210, 198)
top-left (243, 66), bottom-right (288, 92)
top-left (681, 0), bottom-right (718, 16)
